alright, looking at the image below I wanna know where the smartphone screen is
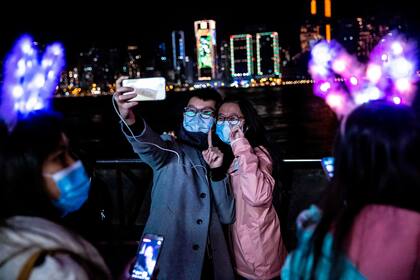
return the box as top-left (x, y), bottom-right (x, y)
top-left (122, 77), bottom-right (166, 101)
top-left (321, 157), bottom-right (334, 179)
top-left (130, 233), bottom-right (164, 280)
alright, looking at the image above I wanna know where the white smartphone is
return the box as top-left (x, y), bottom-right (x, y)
top-left (122, 77), bottom-right (166, 101)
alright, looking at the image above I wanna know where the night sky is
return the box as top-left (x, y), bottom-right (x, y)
top-left (1, 0), bottom-right (418, 65)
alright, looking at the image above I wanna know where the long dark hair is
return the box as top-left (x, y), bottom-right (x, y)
top-left (309, 101), bottom-right (420, 277)
top-left (0, 111), bottom-right (66, 221)
top-left (217, 97), bottom-right (284, 212)
top-left (220, 97), bottom-right (270, 149)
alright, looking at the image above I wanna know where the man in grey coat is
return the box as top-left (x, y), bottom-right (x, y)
top-left (115, 79), bottom-right (235, 280)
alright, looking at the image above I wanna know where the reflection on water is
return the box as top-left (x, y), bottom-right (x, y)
top-left (53, 85), bottom-right (339, 160)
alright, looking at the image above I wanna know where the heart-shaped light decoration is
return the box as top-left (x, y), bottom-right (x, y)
top-left (309, 31), bottom-right (417, 117)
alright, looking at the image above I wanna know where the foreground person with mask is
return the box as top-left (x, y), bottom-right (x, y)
top-left (215, 97), bottom-right (287, 280)
top-left (114, 79), bottom-right (235, 280)
top-left (0, 34), bottom-right (110, 279)
top-left (0, 111), bottom-right (111, 279)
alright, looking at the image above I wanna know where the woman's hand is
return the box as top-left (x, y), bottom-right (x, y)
top-left (230, 125), bottom-right (245, 142)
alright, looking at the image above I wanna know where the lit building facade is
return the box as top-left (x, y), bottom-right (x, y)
top-left (256, 32), bottom-right (281, 77)
top-left (194, 20), bottom-right (217, 80)
top-left (230, 34), bottom-right (253, 78)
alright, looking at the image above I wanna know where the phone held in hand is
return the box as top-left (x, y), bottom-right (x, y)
top-left (122, 77), bottom-right (166, 101)
top-left (320, 157), bottom-right (334, 179)
top-left (130, 233), bottom-right (164, 280)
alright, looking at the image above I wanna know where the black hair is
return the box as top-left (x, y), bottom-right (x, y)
top-left (309, 100), bottom-right (420, 277)
top-left (219, 97), bottom-right (269, 148)
top-left (217, 97), bottom-right (285, 217)
top-left (187, 88), bottom-right (223, 109)
top-left (0, 111), bottom-right (66, 221)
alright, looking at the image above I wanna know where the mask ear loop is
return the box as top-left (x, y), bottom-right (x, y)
top-left (242, 124), bottom-right (249, 134)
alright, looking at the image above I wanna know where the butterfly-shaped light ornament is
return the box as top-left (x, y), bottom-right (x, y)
top-left (309, 31), bottom-right (417, 118)
top-left (0, 34), bottom-right (65, 130)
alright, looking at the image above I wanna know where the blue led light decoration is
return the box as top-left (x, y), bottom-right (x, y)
top-left (0, 35), bottom-right (65, 130)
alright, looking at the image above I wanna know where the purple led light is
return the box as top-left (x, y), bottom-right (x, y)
top-left (0, 34), bottom-right (65, 130)
top-left (309, 31), bottom-right (417, 117)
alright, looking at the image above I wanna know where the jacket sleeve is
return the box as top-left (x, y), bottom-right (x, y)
top-left (231, 137), bottom-right (275, 207)
top-left (29, 251), bottom-right (111, 279)
top-left (121, 118), bottom-right (175, 169)
top-left (210, 175), bottom-right (235, 225)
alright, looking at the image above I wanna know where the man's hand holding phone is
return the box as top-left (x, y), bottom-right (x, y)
top-left (129, 233), bottom-right (164, 280)
top-left (115, 76), bottom-right (138, 126)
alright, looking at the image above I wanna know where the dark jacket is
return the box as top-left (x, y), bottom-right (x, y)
top-left (123, 121), bottom-right (235, 280)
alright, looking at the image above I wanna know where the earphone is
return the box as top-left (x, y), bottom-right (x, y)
top-left (112, 93), bottom-right (210, 185)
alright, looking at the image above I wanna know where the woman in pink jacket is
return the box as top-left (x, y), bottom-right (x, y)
top-left (215, 97), bottom-right (287, 280)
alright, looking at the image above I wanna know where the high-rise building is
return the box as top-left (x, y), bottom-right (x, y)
top-left (184, 56), bottom-right (194, 84)
top-left (68, 67), bottom-right (80, 87)
top-left (300, 22), bottom-right (323, 52)
top-left (230, 34), bottom-right (253, 78)
top-left (171, 31), bottom-right (186, 70)
top-left (155, 42), bottom-right (171, 80)
top-left (158, 42), bottom-right (168, 63)
top-left (324, 0), bottom-right (332, 41)
top-left (77, 47), bottom-right (122, 93)
top-left (280, 48), bottom-right (291, 67)
top-left (256, 32), bottom-right (281, 77)
top-left (78, 48), bottom-right (97, 89)
top-left (194, 20), bottom-right (217, 80)
top-left (356, 17), bottom-right (391, 59)
top-left (219, 41), bottom-right (231, 82)
top-left (127, 45), bottom-right (141, 78)
top-left (172, 31), bottom-right (186, 84)
top-left (335, 17), bottom-right (394, 59)
top-left (305, 0), bottom-right (332, 42)
top-left (334, 18), bottom-right (359, 55)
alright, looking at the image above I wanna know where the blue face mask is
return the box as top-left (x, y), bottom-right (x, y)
top-left (183, 115), bottom-right (214, 134)
top-left (216, 121), bottom-right (234, 144)
top-left (45, 160), bottom-right (91, 216)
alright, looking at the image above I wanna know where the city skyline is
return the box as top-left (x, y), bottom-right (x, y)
top-left (1, 0), bottom-right (419, 96)
top-left (1, 0), bottom-right (418, 62)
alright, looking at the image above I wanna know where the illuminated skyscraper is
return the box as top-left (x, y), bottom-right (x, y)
top-left (307, 0), bottom-right (332, 41)
top-left (356, 17), bottom-right (391, 59)
top-left (230, 34), bottom-right (253, 78)
top-left (194, 20), bottom-right (217, 80)
top-left (172, 31), bottom-right (185, 69)
top-left (171, 31), bottom-right (186, 84)
top-left (127, 45), bottom-right (141, 78)
top-left (219, 41), bottom-right (231, 82)
top-left (335, 17), bottom-right (393, 59)
top-left (300, 22), bottom-right (323, 52)
top-left (310, 0), bottom-right (317, 15)
top-left (185, 56), bottom-right (194, 84)
top-left (256, 32), bottom-right (281, 77)
top-left (324, 0), bottom-right (331, 41)
top-left (156, 42), bottom-right (170, 80)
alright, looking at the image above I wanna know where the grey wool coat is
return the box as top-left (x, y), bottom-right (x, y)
top-left (123, 121), bottom-right (235, 280)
